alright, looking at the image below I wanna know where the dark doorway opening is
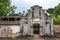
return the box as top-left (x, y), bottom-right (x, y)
top-left (33, 24), bottom-right (40, 34)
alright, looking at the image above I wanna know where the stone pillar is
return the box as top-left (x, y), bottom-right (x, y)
top-left (23, 25), bottom-right (26, 35)
top-left (50, 17), bottom-right (54, 35)
top-left (30, 26), bottom-right (33, 36)
top-left (23, 24), bottom-right (30, 35)
top-left (40, 17), bottom-right (43, 36)
top-left (8, 18), bottom-right (9, 21)
top-left (46, 24), bottom-right (50, 35)
top-left (40, 26), bottom-right (43, 36)
top-left (40, 17), bottom-right (46, 36)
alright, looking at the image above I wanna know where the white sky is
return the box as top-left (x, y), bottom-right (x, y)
top-left (11, 0), bottom-right (60, 13)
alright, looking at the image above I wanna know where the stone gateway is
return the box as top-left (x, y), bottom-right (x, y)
top-left (20, 5), bottom-right (53, 36)
top-left (0, 5), bottom-right (53, 37)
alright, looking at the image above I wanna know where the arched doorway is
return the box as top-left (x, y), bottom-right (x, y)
top-left (33, 24), bottom-right (40, 34)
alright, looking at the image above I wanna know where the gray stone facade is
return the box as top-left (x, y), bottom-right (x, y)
top-left (20, 5), bottom-right (53, 36)
top-left (0, 5), bottom-right (53, 37)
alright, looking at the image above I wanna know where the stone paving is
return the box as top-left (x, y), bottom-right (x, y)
top-left (33, 34), bottom-right (60, 40)
top-left (33, 35), bottom-right (44, 40)
top-left (33, 34), bottom-right (44, 40)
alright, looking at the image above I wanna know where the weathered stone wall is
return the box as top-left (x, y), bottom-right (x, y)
top-left (0, 25), bottom-right (20, 37)
top-left (0, 27), bottom-right (12, 37)
top-left (54, 25), bottom-right (60, 33)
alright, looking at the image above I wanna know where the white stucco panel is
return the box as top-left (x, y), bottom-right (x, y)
top-left (10, 25), bottom-right (20, 33)
top-left (33, 18), bottom-right (40, 21)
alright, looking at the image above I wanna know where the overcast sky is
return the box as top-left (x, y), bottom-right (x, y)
top-left (11, 0), bottom-right (60, 13)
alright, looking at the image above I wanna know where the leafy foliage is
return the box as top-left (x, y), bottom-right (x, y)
top-left (0, 0), bottom-right (16, 18)
top-left (53, 15), bottom-right (60, 24)
top-left (47, 3), bottom-right (60, 24)
top-left (47, 8), bottom-right (54, 14)
top-left (7, 5), bottom-right (17, 15)
top-left (53, 4), bottom-right (60, 17)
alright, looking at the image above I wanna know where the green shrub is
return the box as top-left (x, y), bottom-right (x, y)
top-left (53, 15), bottom-right (60, 24)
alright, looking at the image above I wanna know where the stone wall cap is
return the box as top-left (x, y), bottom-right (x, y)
top-left (31, 5), bottom-right (42, 8)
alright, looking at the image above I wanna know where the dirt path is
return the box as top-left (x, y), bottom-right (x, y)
top-left (33, 34), bottom-right (44, 40)
top-left (33, 34), bottom-right (60, 40)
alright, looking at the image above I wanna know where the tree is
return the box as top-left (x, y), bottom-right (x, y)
top-left (7, 5), bottom-right (17, 15)
top-left (53, 4), bottom-right (60, 17)
top-left (0, 0), bottom-right (16, 18)
top-left (47, 8), bottom-right (54, 14)
top-left (47, 3), bottom-right (60, 24)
